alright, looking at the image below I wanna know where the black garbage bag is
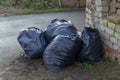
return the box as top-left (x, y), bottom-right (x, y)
top-left (79, 27), bottom-right (104, 63)
top-left (18, 27), bottom-right (47, 59)
top-left (43, 35), bottom-right (81, 72)
top-left (45, 18), bottom-right (77, 43)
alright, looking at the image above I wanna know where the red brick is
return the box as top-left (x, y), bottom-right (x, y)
top-left (116, 54), bottom-right (120, 59)
top-left (107, 47), bottom-right (114, 54)
top-left (106, 46), bottom-right (117, 57)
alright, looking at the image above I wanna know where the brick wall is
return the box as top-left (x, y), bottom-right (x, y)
top-left (101, 16), bottom-right (120, 62)
top-left (116, 0), bottom-right (120, 14)
top-left (86, 0), bottom-right (120, 62)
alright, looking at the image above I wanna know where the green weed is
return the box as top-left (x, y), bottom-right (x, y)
top-left (83, 62), bottom-right (93, 69)
top-left (0, 0), bottom-right (8, 6)
top-left (64, 77), bottom-right (72, 80)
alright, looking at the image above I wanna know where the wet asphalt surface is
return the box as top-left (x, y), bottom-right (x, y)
top-left (0, 10), bottom-right (85, 72)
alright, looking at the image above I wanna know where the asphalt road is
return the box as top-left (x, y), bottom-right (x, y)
top-left (0, 10), bottom-right (85, 72)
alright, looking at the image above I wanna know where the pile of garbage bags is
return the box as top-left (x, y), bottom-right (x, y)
top-left (18, 18), bottom-right (105, 72)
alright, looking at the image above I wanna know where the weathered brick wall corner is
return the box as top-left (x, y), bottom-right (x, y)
top-left (86, 0), bottom-right (120, 62)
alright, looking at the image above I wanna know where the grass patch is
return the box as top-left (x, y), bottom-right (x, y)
top-left (64, 77), bottom-right (72, 80)
top-left (0, 6), bottom-right (80, 15)
top-left (0, 0), bottom-right (8, 6)
top-left (83, 62), bottom-right (93, 69)
top-left (18, 7), bottom-right (80, 15)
